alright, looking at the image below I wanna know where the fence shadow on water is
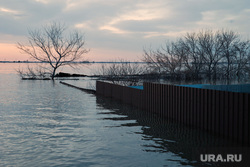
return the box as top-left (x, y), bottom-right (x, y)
top-left (96, 95), bottom-right (247, 166)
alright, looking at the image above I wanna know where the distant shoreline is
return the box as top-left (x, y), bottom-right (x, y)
top-left (0, 61), bottom-right (145, 64)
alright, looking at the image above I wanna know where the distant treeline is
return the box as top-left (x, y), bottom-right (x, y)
top-left (0, 61), bottom-right (91, 63)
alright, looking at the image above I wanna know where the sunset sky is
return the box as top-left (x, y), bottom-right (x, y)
top-left (0, 0), bottom-right (250, 61)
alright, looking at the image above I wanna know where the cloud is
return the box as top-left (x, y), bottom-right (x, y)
top-left (35, 0), bottom-right (49, 4)
top-left (98, 1), bottom-right (172, 35)
top-left (0, 7), bottom-right (20, 15)
top-left (195, 8), bottom-right (250, 37)
top-left (197, 10), bottom-right (236, 27)
top-left (0, 0), bottom-right (250, 61)
top-left (0, 7), bottom-right (24, 18)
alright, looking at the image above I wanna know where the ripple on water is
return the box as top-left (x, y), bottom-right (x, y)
top-left (0, 72), bottom-right (244, 167)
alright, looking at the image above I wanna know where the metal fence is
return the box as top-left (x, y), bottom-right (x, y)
top-left (96, 81), bottom-right (250, 146)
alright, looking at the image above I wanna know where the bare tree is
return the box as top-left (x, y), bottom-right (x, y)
top-left (181, 32), bottom-right (204, 80)
top-left (142, 29), bottom-right (250, 83)
top-left (142, 47), bottom-right (162, 74)
top-left (234, 40), bottom-right (250, 81)
top-left (17, 22), bottom-right (89, 80)
top-left (96, 61), bottom-right (145, 86)
top-left (143, 41), bottom-right (183, 79)
top-left (197, 30), bottom-right (223, 82)
top-left (218, 30), bottom-right (239, 81)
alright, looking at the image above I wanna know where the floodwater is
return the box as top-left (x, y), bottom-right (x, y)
top-left (0, 63), bottom-right (245, 167)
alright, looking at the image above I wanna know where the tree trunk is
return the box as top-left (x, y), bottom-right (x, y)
top-left (51, 67), bottom-right (57, 80)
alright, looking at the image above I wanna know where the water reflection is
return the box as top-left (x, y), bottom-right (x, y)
top-left (96, 95), bottom-right (246, 166)
top-left (1, 64), bottom-right (249, 166)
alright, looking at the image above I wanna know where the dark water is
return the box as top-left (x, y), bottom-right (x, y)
top-left (0, 64), bottom-right (246, 167)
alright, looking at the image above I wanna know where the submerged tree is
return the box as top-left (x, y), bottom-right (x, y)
top-left (143, 29), bottom-right (250, 83)
top-left (17, 22), bottom-right (89, 80)
top-left (96, 60), bottom-right (145, 86)
top-left (143, 41), bottom-right (184, 79)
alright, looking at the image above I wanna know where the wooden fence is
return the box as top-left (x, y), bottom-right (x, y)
top-left (96, 81), bottom-right (250, 146)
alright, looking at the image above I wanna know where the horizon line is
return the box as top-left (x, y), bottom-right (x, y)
top-left (0, 60), bottom-right (145, 63)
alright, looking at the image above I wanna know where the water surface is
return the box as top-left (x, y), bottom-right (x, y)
top-left (0, 63), bottom-right (242, 167)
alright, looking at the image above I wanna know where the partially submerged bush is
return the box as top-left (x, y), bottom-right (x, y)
top-left (17, 66), bottom-right (51, 80)
top-left (95, 61), bottom-right (146, 86)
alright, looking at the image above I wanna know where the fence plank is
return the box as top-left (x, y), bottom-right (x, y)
top-left (228, 92), bottom-right (234, 139)
top-left (186, 87), bottom-right (190, 125)
top-left (193, 88), bottom-right (197, 127)
top-left (160, 84), bottom-right (164, 118)
top-left (200, 89), bottom-right (204, 130)
top-left (224, 91), bottom-right (229, 138)
top-left (180, 86), bottom-right (184, 124)
top-left (233, 93), bottom-right (239, 142)
top-left (174, 86), bottom-right (177, 121)
top-left (183, 87), bottom-right (187, 125)
top-left (243, 94), bottom-right (249, 145)
top-left (215, 91), bottom-right (220, 135)
top-left (176, 86), bottom-right (180, 122)
top-left (207, 89), bottom-right (212, 132)
top-left (177, 86), bottom-right (181, 123)
top-left (246, 94), bottom-right (250, 145)
top-left (169, 85), bottom-right (172, 120)
top-left (167, 85), bottom-right (170, 120)
top-left (211, 90), bottom-right (216, 133)
top-left (190, 87), bottom-right (194, 126)
top-left (238, 93), bottom-right (244, 145)
top-left (219, 91), bottom-right (225, 137)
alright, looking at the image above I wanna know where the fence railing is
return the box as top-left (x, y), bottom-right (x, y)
top-left (96, 81), bottom-right (250, 146)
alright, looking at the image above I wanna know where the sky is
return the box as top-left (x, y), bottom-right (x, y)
top-left (0, 0), bottom-right (250, 61)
